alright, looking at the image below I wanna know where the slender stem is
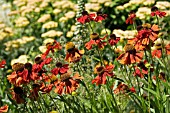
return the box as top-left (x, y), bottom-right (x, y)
top-left (156, 15), bottom-right (159, 26)
top-left (47, 93), bottom-right (60, 113)
top-left (88, 22), bottom-right (94, 33)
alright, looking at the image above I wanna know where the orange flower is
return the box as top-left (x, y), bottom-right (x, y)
top-left (42, 40), bottom-right (62, 59)
top-left (113, 82), bottom-right (129, 94)
top-left (7, 63), bottom-right (29, 86)
top-left (85, 33), bottom-right (107, 50)
top-left (65, 42), bottom-right (84, 63)
top-left (129, 24), bottom-right (159, 50)
top-left (117, 44), bottom-right (143, 64)
top-left (92, 64), bottom-right (114, 85)
top-left (54, 72), bottom-right (83, 95)
top-left (0, 60), bottom-right (6, 68)
top-left (0, 105), bottom-right (8, 113)
top-left (165, 43), bottom-right (170, 55)
top-left (152, 49), bottom-right (162, 58)
top-left (40, 83), bottom-right (54, 94)
top-left (113, 82), bottom-right (135, 94)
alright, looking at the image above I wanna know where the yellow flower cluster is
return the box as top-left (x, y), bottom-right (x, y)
top-left (4, 36), bottom-right (35, 51)
top-left (15, 17), bottom-right (29, 27)
top-left (136, 7), bottom-right (151, 20)
top-left (41, 30), bottom-right (63, 38)
top-left (37, 14), bottom-right (51, 23)
top-left (0, 26), bottom-right (14, 41)
top-left (112, 29), bottom-right (137, 40)
top-left (116, 0), bottom-right (155, 10)
top-left (155, 1), bottom-right (170, 10)
top-left (42, 21), bottom-right (58, 29)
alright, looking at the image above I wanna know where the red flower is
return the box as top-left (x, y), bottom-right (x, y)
top-left (54, 72), bottom-right (83, 95)
top-left (0, 60), bottom-right (6, 68)
top-left (77, 11), bottom-right (95, 24)
top-left (65, 42), bottom-right (84, 63)
top-left (94, 12), bottom-right (107, 22)
top-left (129, 87), bottom-right (136, 93)
top-left (42, 40), bottom-right (62, 59)
top-left (151, 6), bottom-right (166, 18)
top-left (0, 105), bottom-right (8, 113)
top-left (108, 34), bottom-right (120, 46)
top-left (117, 44), bottom-right (143, 65)
top-left (92, 64), bottom-right (114, 85)
top-left (126, 12), bottom-right (136, 24)
top-left (51, 62), bottom-right (69, 75)
top-left (33, 56), bottom-right (52, 73)
top-left (85, 33), bottom-right (107, 50)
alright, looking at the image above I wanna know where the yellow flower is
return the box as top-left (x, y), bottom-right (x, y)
top-left (39, 46), bottom-right (47, 53)
top-left (15, 17), bottom-right (29, 27)
top-left (43, 38), bottom-right (55, 45)
top-left (37, 14), bottom-right (51, 23)
top-left (66, 31), bottom-right (73, 38)
top-left (11, 55), bottom-right (28, 66)
top-left (100, 29), bottom-right (111, 35)
top-left (53, 9), bottom-right (61, 15)
top-left (42, 21), bottom-right (58, 29)
top-left (65, 11), bottom-right (75, 19)
top-left (59, 17), bottom-right (68, 22)
top-left (71, 25), bottom-right (76, 31)
top-left (41, 30), bottom-right (63, 38)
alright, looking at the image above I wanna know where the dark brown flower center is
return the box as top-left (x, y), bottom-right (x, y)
top-left (96, 66), bottom-right (104, 74)
top-left (124, 44), bottom-right (136, 53)
top-left (82, 11), bottom-right (88, 16)
top-left (35, 57), bottom-right (43, 64)
top-left (46, 42), bottom-right (54, 49)
top-left (32, 83), bottom-right (40, 89)
top-left (14, 87), bottom-right (24, 95)
top-left (60, 73), bottom-right (71, 81)
top-left (24, 63), bottom-right (32, 71)
top-left (90, 33), bottom-right (99, 40)
top-left (151, 6), bottom-right (158, 12)
top-left (12, 63), bottom-right (25, 71)
top-left (56, 62), bottom-right (63, 67)
top-left (110, 34), bottom-right (116, 39)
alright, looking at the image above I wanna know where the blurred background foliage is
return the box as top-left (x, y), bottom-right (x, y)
top-left (0, 0), bottom-right (170, 112)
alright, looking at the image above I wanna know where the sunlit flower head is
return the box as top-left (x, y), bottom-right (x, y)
top-left (65, 42), bottom-right (84, 63)
top-left (54, 72), bottom-right (83, 95)
top-left (117, 44), bottom-right (143, 65)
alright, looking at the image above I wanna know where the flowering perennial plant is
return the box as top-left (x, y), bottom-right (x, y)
top-left (1, 1), bottom-right (170, 113)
